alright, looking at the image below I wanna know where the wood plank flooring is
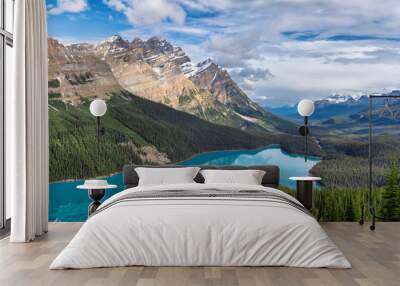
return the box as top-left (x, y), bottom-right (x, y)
top-left (0, 222), bottom-right (399, 286)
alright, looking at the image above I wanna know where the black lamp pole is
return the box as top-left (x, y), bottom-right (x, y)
top-left (96, 116), bottom-right (101, 164)
top-left (88, 99), bottom-right (107, 216)
top-left (304, 116), bottom-right (308, 162)
top-left (96, 116), bottom-right (101, 138)
top-left (298, 116), bottom-right (310, 162)
top-left (90, 99), bottom-right (107, 163)
top-left (360, 94), bottom-right (400, 231)
top-left (95, 116), bottom-right (106, 165)
top-left (297, 99), bottom-right (314, 163)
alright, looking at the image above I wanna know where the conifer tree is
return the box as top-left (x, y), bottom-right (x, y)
top-left (344, 194), bottom-right (355, 221)
top-left (380, 158), bottom-right (400, 220)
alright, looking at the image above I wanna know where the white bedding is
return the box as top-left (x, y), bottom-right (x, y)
top-left (50, 183), bottom-right (351, 269)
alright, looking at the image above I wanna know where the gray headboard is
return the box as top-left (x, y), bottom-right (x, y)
top-left (123, 165), bottom-right (280, 189)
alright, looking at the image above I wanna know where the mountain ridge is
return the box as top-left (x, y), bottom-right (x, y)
top-left (47, 35), bottom-right (322, 181)
top-left (267, 90), bottom-right (400, 121)
top-left (266, 90), bottom-right (400, 135)
top-left (48, 35), bottom-right (297, 134)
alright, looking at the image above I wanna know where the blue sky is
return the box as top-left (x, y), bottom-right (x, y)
top-left (47, 0), bottom-right (400, 106)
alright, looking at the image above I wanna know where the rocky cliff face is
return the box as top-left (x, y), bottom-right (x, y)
top-left (48, 38), bottom-right (122, 105)
top-left (186, 59), bottom-right (266, 116)
top-left (95, 36), bottom-right (198, 109)
top-left (48, 35), bottom-right (295, 133)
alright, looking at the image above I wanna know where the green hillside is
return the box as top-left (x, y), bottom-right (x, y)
top-left (311, 134), bottom-right (400, 188)
top-left (49, 91), bottom-right (317, 182)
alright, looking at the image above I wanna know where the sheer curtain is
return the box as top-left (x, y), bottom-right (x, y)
top-left (7, 0), bottom-right (49, 242)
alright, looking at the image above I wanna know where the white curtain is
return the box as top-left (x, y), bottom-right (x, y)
top-left (7, 0), bottom-right (49, 242)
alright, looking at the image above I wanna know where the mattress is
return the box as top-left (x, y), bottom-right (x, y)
top-left (50, 183), bottom-right (351, 269)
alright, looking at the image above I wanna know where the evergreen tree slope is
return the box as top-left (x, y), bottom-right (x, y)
top-left (49, 91), bottom-right (317, 182)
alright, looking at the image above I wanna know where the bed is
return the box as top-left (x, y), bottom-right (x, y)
top-left (50, 165), bottom-right (350, 269)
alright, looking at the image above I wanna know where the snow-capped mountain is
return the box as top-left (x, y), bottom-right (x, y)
top-left (324, 93), bottom-right (366, 104)
top-left (267, 90), bottom-right (400, 124)
top-left (48, 35), bottom-right (296, 133)
top-left (181, 58), bottom-right (214, 78)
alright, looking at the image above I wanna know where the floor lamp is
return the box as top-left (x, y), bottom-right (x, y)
top-left (297, 99), bottom-right (315, 162)
top-left (90, 99), bottom-right (107, 138)
top-left (87, 99), bottom-right (107, 215)
top-left (90, 99), bottom-right (107, 162)
top-left (360, 94), bottom-right (400, 231)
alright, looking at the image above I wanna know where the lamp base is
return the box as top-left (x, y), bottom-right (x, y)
top-left (88, 189), bottom-right (105, 216)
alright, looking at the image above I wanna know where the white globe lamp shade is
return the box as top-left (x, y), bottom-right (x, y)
top-left (90, 99), bottom-right (107, 117)
top-left (297, 99), bottom-right (315, 117)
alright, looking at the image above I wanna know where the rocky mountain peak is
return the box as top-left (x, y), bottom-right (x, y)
top-left (198, 58), bottom-right (215, 69)
top-left (147, 36), bottom-right (163, 41)
top-left (48, 37), bottom-right (61, 46)
top-left (145, 36), bottom-right (174, 54)
top-left (181, 58), bottom-right (216, 78)
top-left (330, 93), bottom-right (364, 102)
top-left (387, 90), bottom-right (400, 96)
top-left (317, 93), bottom-right (368, 106)
top-left (68, 43), bottom-right (94, 53)
top-left (95, 35), bottom-right (130, 59)
top-left (105, 35), bottom-right (128, 46)
top-left (131, 37), bottom-right (144, 47)
top-left (104, 34), bottom-right (124, 44)
top-left (47, 36), bottom-right (293, 133)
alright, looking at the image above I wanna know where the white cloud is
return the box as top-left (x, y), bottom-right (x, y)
top-left (178, 43), bottom-right (210, 63)
top-left (176, 0), bottom-right (231, 11)
top-left (248, 51), bottom-right (400, 105)
top-left (204, 30), bottom-right (262, 68)
top-left (104, 0), bottom-right (125, 12)
top-left (166, 26), bottom-right (210, 36)
top-left (102, 0), bottom-right (400, 106)
top-left (236, 67), bottom-right (274, 82)
top-left (255, 95), bottom-right (268, 101)
top-left (229, 67), bottom-right (273, 92)
top-left (103, 0), bottom-right (186, 26)
top-left (48, 0), bottom-right (88, 15)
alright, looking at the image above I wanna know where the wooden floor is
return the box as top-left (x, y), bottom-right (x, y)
top-left (0, 222), bottom-right (399, 286)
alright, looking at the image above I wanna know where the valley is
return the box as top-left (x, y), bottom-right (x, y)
top-left (49, 91), bottom-right (319, 182)
top-left (268, 91), bottom-right (400, 135)
top-left (48, 35), bottom-right (316, 182)
top-left (267, 92), bottom-right (400, 188)
top-left (48, 34), bottom-right (400, 193)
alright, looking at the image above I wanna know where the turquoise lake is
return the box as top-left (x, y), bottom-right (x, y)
top-left (49, 146), bottom-right (320, 221)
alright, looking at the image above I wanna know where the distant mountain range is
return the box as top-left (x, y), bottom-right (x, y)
top-left (266, 93), bottom-right (369, 122)
top-left (266, 90), bottom-right (400, 135)
top-left (48, 35), bottom-right (296, 134)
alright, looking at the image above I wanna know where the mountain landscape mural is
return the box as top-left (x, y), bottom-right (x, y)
top-left (46, 0), bottom-right (400, 222)
top-left (48, 35), bottom-right (310, 182)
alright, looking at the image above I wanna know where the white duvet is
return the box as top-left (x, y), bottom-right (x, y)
top-left (50, 183), bottom-right (351, 269)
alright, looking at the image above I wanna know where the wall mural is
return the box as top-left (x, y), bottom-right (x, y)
top-left (47, 0), bottom-right (400, 222)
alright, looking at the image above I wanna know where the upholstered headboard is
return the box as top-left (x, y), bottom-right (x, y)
top-left (123, 164), bottom-right (280, 189)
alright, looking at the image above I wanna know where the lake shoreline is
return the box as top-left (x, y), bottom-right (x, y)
top-left (50, 171), bottom-right (121, 184)
top-left (177, 143), bottom-right (321, 165)
top-left (49, 146), bottom-right (320, 221)
top-left (50, 144), bottom-right (321, 184)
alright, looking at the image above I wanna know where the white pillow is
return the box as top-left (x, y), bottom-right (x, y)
top-left (135, 167), bottom-right (200, 186)
top-left (200, 169), bottom-right (266, 185)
